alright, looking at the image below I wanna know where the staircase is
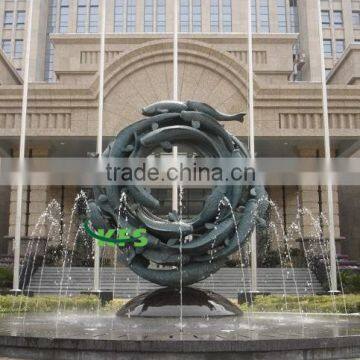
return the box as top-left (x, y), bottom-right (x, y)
top-left (27, 267), bottom-right (324, 298)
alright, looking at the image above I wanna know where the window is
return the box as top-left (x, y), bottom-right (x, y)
top-left (179, 0), bottom-right (190, 32)
top-left (222, 0), bottom-right (232, 32)
top-left (4, 11), bottom-right (13, 28)
top-left (251, 0), bottom-right (257, 32)
top-left (322, 10), bottom-right (330, 27)
top-left (144, 0), bottom-right (153, 32)
top-left (89, 0), bottom-right (99, 33)
top-left (14, 40), bottom-right (23, 59)
top-left (192, 0), bottom-right (201, 32)
top-left (336, 39), bottom-right (345, 58)
top-left (210, 0), bottom-right (219, 32)
top-left (259, 0), bottom-right (269, 32)
top-left (289, 0), bottom-right (298, 32)
top-left (323, 39), bottom-right (332, 58)
top-left (126, 0), bottom-right (136, 32)
top-left (157, 0), bottom-right (166, 32)
top-left (277, 0), bottom-right (287, 33)
top-left (77, 0), bottom-right (87, 33)
top-left (16, 11), bottom-right (25, 29)
top-left (1, 40), bottom-right (11, 57)
top-left (114, 0), bottom-right (124, 32)
top-left (353, 11), bottom-right (360, 27)
top-left (45, 0), bottom-right (57, 82)
top-left (333, 11), bottom-right (343, 28)
top-left (325, 68), bottom-right (331, 78)
top-left (45, 43), bottom-right (55, 82)
top-left (59, 0), bottom-right (69, 33)
top-left (48, 0), bottom-right (57, 33)
top-left (4, 11), bottom-right (14, 28)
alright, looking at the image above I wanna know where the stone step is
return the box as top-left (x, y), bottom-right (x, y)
top-left (27, 267), bottom-right (325, 298)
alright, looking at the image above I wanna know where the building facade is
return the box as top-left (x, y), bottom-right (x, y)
top-left (0, 0), bottom-right (359, 261)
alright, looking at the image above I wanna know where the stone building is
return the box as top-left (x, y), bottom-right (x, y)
top-left (0, 0), bottom-right (359, 261)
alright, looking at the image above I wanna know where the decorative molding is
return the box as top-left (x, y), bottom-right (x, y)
top-left (279, 113), bottom-right (360, 130)
top-left (0, 113), bottom-right (71, 130)
top-left (80, 51), bottom-right (123, 65)
top-left (227, 50), bottom-right (267, 64)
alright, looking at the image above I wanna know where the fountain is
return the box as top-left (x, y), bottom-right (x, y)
top-left (0, 102), bottom-right (359, 359)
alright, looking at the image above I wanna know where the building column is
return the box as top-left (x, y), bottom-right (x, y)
top-left (8, 146), bottom-right (51, 256)
top-left (341, 0), bottom-right (354, 45)
top-left (27, 0), bottom-right (50, 81)
top-left (297, 0), bottom-right (322, 82)
top-left (268, 0), bottom-right (278, 33)
top-left (267, 186), bottom-right (285, 250)
top-left (297, 147), bottom-right (342, 252)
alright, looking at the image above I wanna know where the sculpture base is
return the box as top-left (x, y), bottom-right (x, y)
top-left (117, 287), bottom-right (242, 318)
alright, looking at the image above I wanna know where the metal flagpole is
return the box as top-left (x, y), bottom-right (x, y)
top-left (316, 0), bottom-right (338, 294)
top-left (247, 0), bottom-right (258, 294)
top-left (173, 0), bottom-right (178, 101)
top-left (93, 0), bottom-right (106, 292)
top-left (12, 0), bottom-right (34, 293)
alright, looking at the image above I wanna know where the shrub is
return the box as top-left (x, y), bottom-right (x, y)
top-left (0, 267), bottom-right (12, 289)
top-left (239, 294), bottom-right (360, 314)
top-left (0, 295), bottom-right (101, 313)
top-left (339, 270), bottom-right (360, 294)
top-left (104, 298), bottom-right (127, 312)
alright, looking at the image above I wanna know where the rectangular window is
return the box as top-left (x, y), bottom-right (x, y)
top-left (144, 0), bottom-right (153, 32)
top-left (114, 0), bottom-right (124, 32)
top-left (45, 0), bottom-right (57, 82)
top-left (277, 0), bottom-right (287, 33)
top-left (157, 0), bottom-right (166, 32)
top-left (14, 39), bottom-right (23, 59)
top-left (259, 0), bottom-right (269, 33)
top-left (179, 0), bottom-right (190, 32)
top-left (192, 0), bottom-right (201, 32)
top-left (323, 39), bottom-right (332, 58)
top-left (89, 0), bottom-right (99, 33)
top-left (289, 0), bottom-right (298, 32)
top-left (59, 0), bottom-right (69, 33)
top-left (48, 0), bottom-right (57, 33)
top-left (251, 0), bottom-right (257, 32)
top-left (325, 68), bottom-right (331, 78)
top-left (336, 39), bottom-right (345, 58)
top-left (333, 10), bottom-right (343, 28)
top-left (210, 0), bottom-right (219, 32)
top-left (4, 11), bottom-right (13, 28)
top-left (353, 11), bottom-right (360, 27)
top-left (321, 10), bottom-right (330, 27)
top-left (222, 0), bottom-right (232, 32)
top-left (16, 11), bottom-right (26, 29)
top-left (1, 40), bottom-right (11, 57)
top-left (45, 43), bottom-right (55, 82)
top-left (126, 0), bottom-right (136, 32)
top-left (77, 0), bottom-right (87, 33)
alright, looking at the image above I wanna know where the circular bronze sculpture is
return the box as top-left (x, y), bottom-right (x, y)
top-left (83, 100), bottom-right (268, 288)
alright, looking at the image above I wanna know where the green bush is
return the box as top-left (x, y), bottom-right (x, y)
top-left (0, 295), bottom-right (101, 313)
top-left (339, 270), bottom-right (360, 294)
top-left (104, 298), bottom-right (127, 312)
top-left (239, 294), bottom-right (360, 314)
top-left (0, 268), bottom-right (12, 289)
